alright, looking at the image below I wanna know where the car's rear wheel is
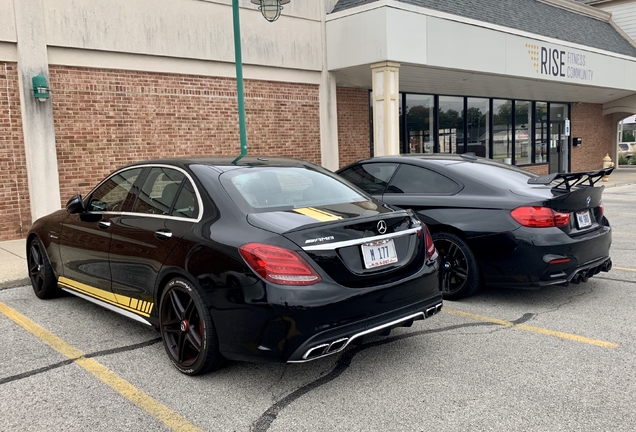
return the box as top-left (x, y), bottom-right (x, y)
top-left (27, 237), bottom-right (59, 299)
top-left (159, 277), bottom-right (224, 375)
top-left (433, 232), bottom-right (481, 300)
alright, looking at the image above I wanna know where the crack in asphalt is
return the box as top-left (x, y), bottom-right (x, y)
top-left (0, 337), bottom-right (162, 386)
top-left (543, 286), bottom-right (594, 315)
top-left (595, 275), bottom-right (636, 284)
top-left (250, 321), bottom-right (496, 432)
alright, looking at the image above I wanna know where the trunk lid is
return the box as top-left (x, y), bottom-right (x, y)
top-left (247, 204), bottom-right (429, 288)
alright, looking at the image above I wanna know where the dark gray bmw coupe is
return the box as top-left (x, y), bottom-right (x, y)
top-left (337, 154), bottom-right (612, 300)
top-left (27, 157), bottom-right (442, 375)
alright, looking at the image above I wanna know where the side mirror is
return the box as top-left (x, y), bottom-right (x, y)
top-left (66, 194), bottom-right (86, 214)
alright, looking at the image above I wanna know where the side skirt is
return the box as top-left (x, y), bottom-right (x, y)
top-left (58, 276), bottom-right (153, 326)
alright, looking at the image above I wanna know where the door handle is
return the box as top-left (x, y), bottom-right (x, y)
top-left (98, 221), bottom-right (111, 229)
top-left (155, 229), bottom-right (173, 240)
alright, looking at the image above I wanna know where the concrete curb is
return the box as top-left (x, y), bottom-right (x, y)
top-left (0, 278), bottom-right (31, 290)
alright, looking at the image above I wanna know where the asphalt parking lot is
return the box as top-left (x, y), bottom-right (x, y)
top-left (1, 183), bottom-right (635, 432)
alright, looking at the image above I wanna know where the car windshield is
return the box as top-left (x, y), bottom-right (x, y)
top-left (196, 165), bottom-right (369, 213)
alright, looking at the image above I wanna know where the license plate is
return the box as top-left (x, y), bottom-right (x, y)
top-left (361, 238), bottom-right (398, 269)
top-left (576, 210), bottom-right (592, 229)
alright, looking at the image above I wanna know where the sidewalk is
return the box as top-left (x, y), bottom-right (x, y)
top-left (1, 166), bottom-right (635, 291)
top-left (0, 239), bottom-right (30, 289)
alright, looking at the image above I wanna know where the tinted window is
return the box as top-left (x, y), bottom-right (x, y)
top-left (87, 168), bottom-right (142, 212)
top-left (447, 161), bottom-right (536, 188)
top-left (387, 164), bottom-right (459, 194)
top-left (132, 167), bottom-right (199, 218)
top-left (338, 163), bottom-right (398, 194)
top-left (172, 180), bottom-right (197, 219)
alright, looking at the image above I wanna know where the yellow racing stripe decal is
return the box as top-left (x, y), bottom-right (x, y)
top-left (444, 308), bottom-right (618, 348)
top-left (294, 207), bottom-right (342, 222)
top-left (0, 302), bottom-right (204, 432)
top-left (59, 277), bottom-right (153, 317)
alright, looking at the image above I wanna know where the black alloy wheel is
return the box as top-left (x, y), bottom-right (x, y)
top-left (433, 232), bottom-right (481, 300)
top-left (27, 238), bottom-right (59, 299)
top-left (159, 278), bottom-right (224, 375)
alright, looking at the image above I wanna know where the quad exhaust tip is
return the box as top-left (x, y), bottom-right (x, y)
top-left (570, 259), bottom-right (612, 284)
top-left (293, 303), bottom-right (443, 363)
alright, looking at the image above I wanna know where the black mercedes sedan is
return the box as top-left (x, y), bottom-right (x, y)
top-left (27, 157), bottom-right (442, 375)
top-left (337, 154), bottom-right (612, 300)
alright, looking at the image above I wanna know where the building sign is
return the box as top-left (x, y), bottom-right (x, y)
top-left (526, 44), bottom-right (594, 82)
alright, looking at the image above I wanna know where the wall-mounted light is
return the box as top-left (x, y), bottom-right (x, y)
top-left (250, 0), bottom-right (290, 22)
top-left (32, 74), bottom-right (50, 102)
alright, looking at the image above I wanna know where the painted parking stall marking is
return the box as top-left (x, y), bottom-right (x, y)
top-left (613, 266), bottom-right (636, 273)
top-left (0, 301), bottom-right (203, 432)
top-left (444, 308), bottom-right (618, 348)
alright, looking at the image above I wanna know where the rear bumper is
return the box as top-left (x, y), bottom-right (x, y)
top-left (286, 298), bottom-right (443, 363)
top-left (476, 224), bottom-right (612, 289)
top-left (212, 259), bottom-right (442, 363)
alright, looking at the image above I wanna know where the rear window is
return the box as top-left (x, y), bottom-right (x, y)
top-left (446, 161), bottom-right (537, 188)
top-left (219, 167), bottom-right (368, 212)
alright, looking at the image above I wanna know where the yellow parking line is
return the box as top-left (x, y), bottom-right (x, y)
top-left (613, 266), bottom-right (636, 272)
top-left (0, 302), bottom-right (203, 432)
top-left (443, 308), bottom-right (618, 349)
top-left (611, 231), bottom-right (636, 236)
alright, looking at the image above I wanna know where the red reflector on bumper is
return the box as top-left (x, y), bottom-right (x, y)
top-left (549, 258), bottom-right (571, 265)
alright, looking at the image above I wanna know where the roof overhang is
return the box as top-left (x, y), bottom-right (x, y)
top-left (326, 1), bottom-right (636, 105)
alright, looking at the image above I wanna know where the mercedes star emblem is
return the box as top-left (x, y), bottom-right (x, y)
top-left (377, 220), bottom-right (387, 234)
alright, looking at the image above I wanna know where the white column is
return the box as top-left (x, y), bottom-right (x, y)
top-left (371, 61), bottom-right (400, 156)
top-left (13, 0), bottom-right (61, 222)
top-left (319, 0), bottom-right (339, 171)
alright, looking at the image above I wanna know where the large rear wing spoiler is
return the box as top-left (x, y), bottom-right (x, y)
top-left (527, 167), bottom-right (614, 192)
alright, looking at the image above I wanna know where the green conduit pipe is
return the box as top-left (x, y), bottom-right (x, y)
top-left (232, 0), bottom-right (248, 165)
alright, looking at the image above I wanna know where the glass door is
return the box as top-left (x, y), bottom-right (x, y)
top-left (549, 103), bottom-right (569, 173)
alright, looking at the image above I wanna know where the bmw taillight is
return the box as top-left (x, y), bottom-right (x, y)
top-left (510, 206), bottom-right (570, 228)
top-left (599, 203), bottom-right (604, 217)
top-left (424, 226), bottom-right (436, 259)
top-left (239, 243), bottom-right (322, 286)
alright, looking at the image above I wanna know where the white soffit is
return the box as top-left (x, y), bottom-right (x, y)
top-left (327, 1), bottom-right (636, 103)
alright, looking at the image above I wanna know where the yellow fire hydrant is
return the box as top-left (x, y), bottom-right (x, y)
top-left (602, 153), bottom-right (614, 182)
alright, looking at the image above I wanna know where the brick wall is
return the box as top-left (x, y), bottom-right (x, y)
top-left (570, 103), bottom-right (614, 172)
top-left (49, 66), bottom-right (321, 202)
top-left (337, 87), bottom-right (371, 168)
top-left (0, 62), bottom-right (31, 241)
top-left (521, 164), bottom-right (549, 176)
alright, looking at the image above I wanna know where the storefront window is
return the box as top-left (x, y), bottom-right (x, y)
top-left (493, 99), bottom-right (513, 164)
top-left (467, 98), bottom-right (489, 158)
top-left (405, 94), bottom-right (434, 154)
top-left (534, 102), bottom-right (548, 163)
top-left (515, 101), bottom-right (532, 165)
top-left (438, 96), bottom-right (464, 154)
top-left (378, 91), bottom-right (566, 168)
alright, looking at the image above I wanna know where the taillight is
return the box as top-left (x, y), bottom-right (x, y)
top-left (599, 203), bottom-right (604, 217)
top-left (424, 226), bottom-right (436, 259)
top-left (239, 243), bottom-right (322, 286)
top-left (510, 206), bottom-right (570, 228)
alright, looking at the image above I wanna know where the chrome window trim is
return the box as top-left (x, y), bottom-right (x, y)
top-left (96, 211), bottom-right (199, 223)
top-left (302, 226), bottom-right (421, 251)
top-left (86, 164), bottom-right (204, 222)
